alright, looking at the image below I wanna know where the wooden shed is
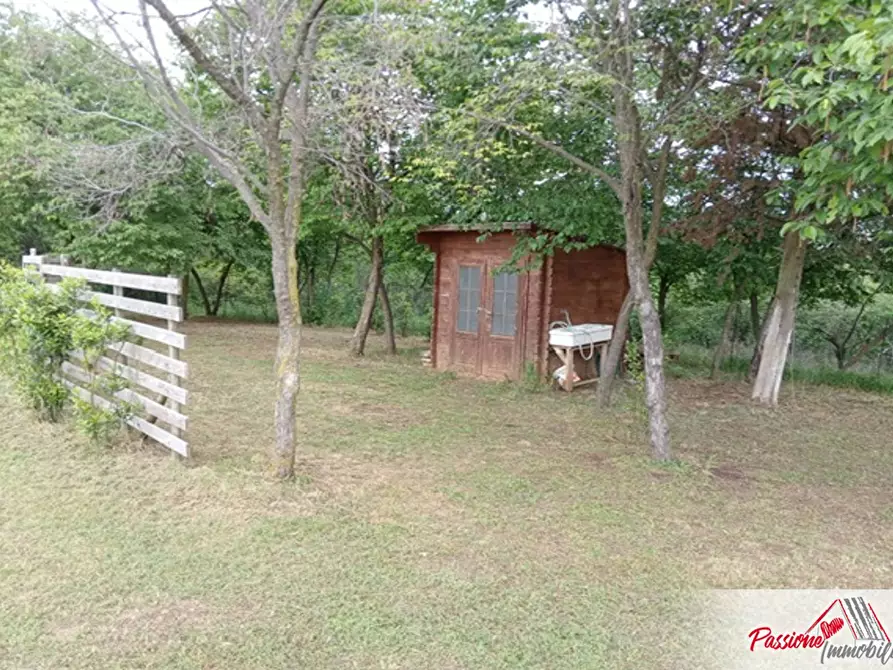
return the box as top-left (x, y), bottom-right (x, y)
top-left (417, 223), bottom-right (629, 380)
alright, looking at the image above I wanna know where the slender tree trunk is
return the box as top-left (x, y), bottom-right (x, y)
top-left (657, 274), bottom-right (671, 330)
top-left (629, 244), bottom-right (671, 461)
top-left (711, 296), bottom-right (738, 379)
top-left (191, 267), bottom-right (213, 315)
top-left (752, 231), bottom-right (807, 406)
top-left (327, 237), bottom-right (341, 290)
top-left (270, 233), bottom-right (302, 480)
top-left (730, 300), bottom-right (740, 360)
top-left (211, 260), bottom-right (234, 316)
top-left (615, 114), bottom-right (671, 459)
top-left (182, 271), bottom-right (190, 321)
top-left (604, 6), bottom-right (671, 460)
top-left (379, 280), bottom-right (397, 355)
top-left (834, 344), bottom-right (847, 370)
top-left (350, 236), bottom-right (383, 356)
top-left (596, 291), bottom-right (634, 407)
top-left (595, 133), bottom-right (669, 410)
top-left (748, 296), bottom-right (775, 381)
top-left (305, 265), bottom-right (316, 316)
top-left (749, 291), bottom-right (761, 343)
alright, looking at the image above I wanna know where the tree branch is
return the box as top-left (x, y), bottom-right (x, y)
top-left (144, 0), bottom-right (263, 126)
top-left (477, 115), bottom-right (621, 197)
top-left (841, 284), bottom-right (883, 350)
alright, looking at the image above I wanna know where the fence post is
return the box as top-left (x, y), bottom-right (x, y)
top-left (23, 248), bottom-right (42, 272)
top-left (167, 275), bottom-right (184, 452)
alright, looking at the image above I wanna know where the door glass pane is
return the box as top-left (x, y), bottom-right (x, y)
top-left (491, 272), bottom-right (518, 336)
top-left (457, 265), bottom-right (481, 333)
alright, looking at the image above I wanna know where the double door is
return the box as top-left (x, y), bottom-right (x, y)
top-left (450, 260), bottom-right (522, 379)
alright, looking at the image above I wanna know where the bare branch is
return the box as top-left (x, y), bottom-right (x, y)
top-left (143, 0), bottom-right (264, 124)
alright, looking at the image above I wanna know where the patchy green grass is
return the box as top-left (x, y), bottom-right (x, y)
top-left (2, 321), bottom-right (893, 669)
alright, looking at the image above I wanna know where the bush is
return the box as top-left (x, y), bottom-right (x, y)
top-left (0, 263), bottom-right (133, 440)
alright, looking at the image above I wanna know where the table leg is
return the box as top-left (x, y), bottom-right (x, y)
top-left (564, 346), bottom-right (575, 392)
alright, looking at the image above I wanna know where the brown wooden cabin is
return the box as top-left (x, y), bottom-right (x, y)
top-left (417, 223), bottom-right (629, 380)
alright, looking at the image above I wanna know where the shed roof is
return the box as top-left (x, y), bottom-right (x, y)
top-left (420, 222), bottom-right (535, 234)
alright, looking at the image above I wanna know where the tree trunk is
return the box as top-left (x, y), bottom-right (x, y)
top-left (182, 271), bottom-right (190, 321)
top-left (596, 291), bottom-right (634, 407)
top-left (630, 250), bottom-right (671, 461)
top-left (749, 292), bottom-right (761, 343)
top-left (327, 237), bottom-right (341, 290)
top-left (657, 274), bottom-right (671, 330)
top-left (748, 296), bottom-right (775, 381)
top-left (595, 137), bottom-right (668, 410)
top-left (835, 345), bottom-right (847, 370)
top-left (191, 268), bottom-right (213, 316)
top-left (751, 231), bottom-right (807, 406)
top-left (379, 280), bottom-right (397, 355)
top-left (350, 236), bottom-right (383, 356)
top-left (211, 260), bottom-right (234, 316)
top-left (270, 234), bottom-right (302, 480)
top-left (730, 300), bottom-right (740, 360)
top-left (616, 132), bottom-right (671, 459)
top-left (305, 264), bottom-right (316, 315)
top-left (611, 24), bottom-right (671, 460)
top-left (711, 296), bottom-right (737, 379)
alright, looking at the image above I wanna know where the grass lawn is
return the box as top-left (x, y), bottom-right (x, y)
top-left (2, 320), bottom-right (893, 669)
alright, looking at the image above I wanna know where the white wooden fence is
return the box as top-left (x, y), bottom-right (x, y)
top-left (22, 250), bottom-right (189, 457)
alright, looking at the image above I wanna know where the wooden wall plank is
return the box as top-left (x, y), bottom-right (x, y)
top-left (40, 264), bottom-right (182, 295)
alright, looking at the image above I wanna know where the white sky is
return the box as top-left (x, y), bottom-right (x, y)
top-left (16, 0), bottom-right (558, 31)
top-left (13, 0), bottom-right (558, 65)
top-left (14, 0), bottom-right (212, 64)
top-left (16, 0), bottom-right (207, 19)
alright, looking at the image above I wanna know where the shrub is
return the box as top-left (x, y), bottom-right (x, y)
top-left (0, 263), bottom-right (133, 440)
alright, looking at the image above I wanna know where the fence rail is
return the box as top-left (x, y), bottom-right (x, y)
top-left (24, 251), bottom-right (189, 457)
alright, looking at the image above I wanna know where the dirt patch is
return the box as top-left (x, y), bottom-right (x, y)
top-left (709, 465), bottom-right (749, 482)
top-left (328, 400), bottom-right (418, 428)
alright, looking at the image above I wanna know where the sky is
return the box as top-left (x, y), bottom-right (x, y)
top-left (15, 0), bottom-right (212, 64)
top-left (16, 0), bottom-right (559, 31)
top-left (17, 0), bottom-right (207, 18)
top-left (13, 0), bottom-right (560, 65)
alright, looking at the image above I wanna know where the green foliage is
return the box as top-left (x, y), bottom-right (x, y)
top-left (520, 361), bottom-right (549, 393)
top-left (0, 264), bottom-right (80, 419)
top-left (744, 0), bottom-right (893, 228)
top-left (71, 394), bottom-right (134, 446)
top-left (624, 337), bottom-right (645, 388)
top-left (0, 263), bottom-right (132, 439)
top-left (668, 294), bottom-right (893, 374)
